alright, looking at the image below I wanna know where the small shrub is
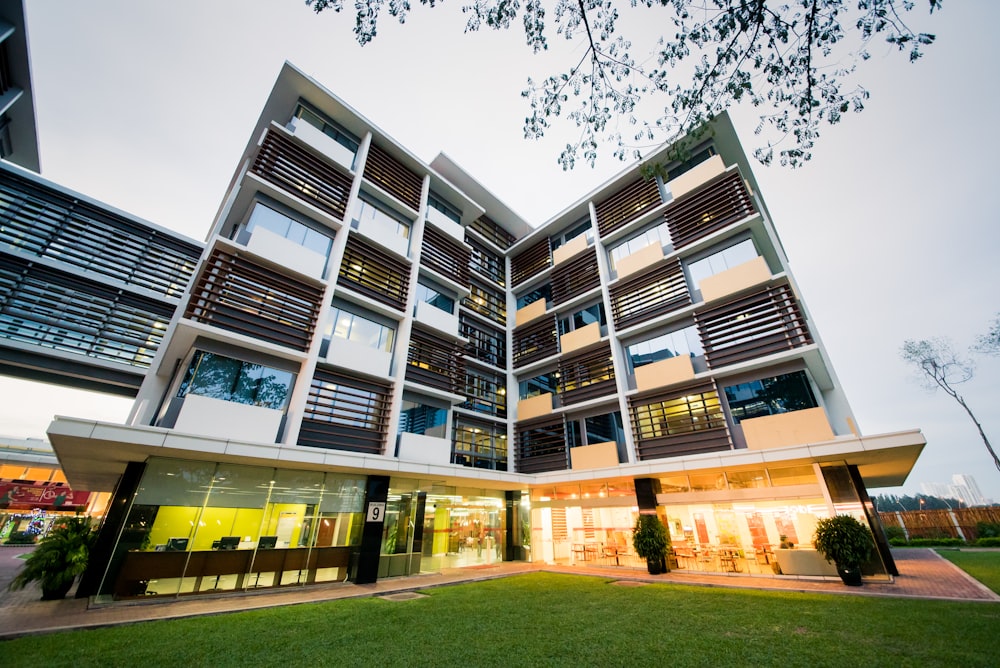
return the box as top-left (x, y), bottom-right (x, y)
top-left (975, 522), bottom-right (1000, 539)
top-left (4, 531), bottom-right (38, 545)
top-left (883, 526), bottom-right (906, 542)
top-left (888, 537), bottom-right (908, 546)
top-left (974, 537), bottom-right (1000, 547)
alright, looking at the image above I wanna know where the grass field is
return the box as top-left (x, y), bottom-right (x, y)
top-left (2, 571), bottom-right (998, 667)
top-left (937, 549), bottom-right (1000, 593)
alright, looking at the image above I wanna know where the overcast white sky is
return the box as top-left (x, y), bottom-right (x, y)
top-left (2, 1), bottom-right (998, 500)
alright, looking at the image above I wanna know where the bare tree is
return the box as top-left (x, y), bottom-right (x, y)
top-left (305, 0), bottom-right (943, 169)
top-left (900, 337), bottom-right (1000, 474)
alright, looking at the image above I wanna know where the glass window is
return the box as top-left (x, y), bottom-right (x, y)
top-left (398, 399), bottom-right (448, 437)
top-left (452, 418), bottom-right (508, 470)
top-left (687, 238), bottom-right (758, 287)
top-left (723, 370), bottom-right (818, 423)
top-left (293, 103), bottom-right (360, 153)
top-left (178, 351), bottom-right (295, 410)
top-left (516, 284), bottom-right (551, 310)
top-left (627, 324), bottom-right (703, 370)
top-left (550, 218), bottom-right (592, 250)
top-left (321, 306), bottom-right (395, 356)
top-left (240, 202), bottom-right (334, 259)
top-left (633, 389), bottom-right (726, 439)
top-left (518, 373), bottom-right (556, 400)
top-left (558, 302), bottom-right (605, 335)
top-left (427, 192), bottom-right (462, 224)
top-left (608, 221), bottom-right (671, 272)
top-left (352, 193), bottom-right (411, 239)
top-left (415, 281), bottom-right (455, 314)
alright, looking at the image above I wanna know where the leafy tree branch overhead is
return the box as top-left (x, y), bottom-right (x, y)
top-left (305, 0), bottom-right (942, 169)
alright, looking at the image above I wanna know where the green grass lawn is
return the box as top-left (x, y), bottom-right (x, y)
top-left (937, 549), bottom-right (1000, 594)
top-left (2, 572), bottom-right (998, 667)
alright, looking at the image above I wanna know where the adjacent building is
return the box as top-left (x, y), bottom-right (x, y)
top-left (45, 62), bottom-right (924, 600)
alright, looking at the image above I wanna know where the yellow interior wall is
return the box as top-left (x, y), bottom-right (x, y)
top-left (262, 503), bottom-right (307, 546)
top-left (148, 506), bottom-right (199, 549)
top-left (433, 507), bottom-right (450, 554)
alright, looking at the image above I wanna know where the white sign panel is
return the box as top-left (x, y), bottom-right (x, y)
top-left (366, 502), bottom-right (386, 523)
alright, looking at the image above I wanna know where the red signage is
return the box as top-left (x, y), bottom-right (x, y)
top-left (0, 482), bottom-right (91, 510)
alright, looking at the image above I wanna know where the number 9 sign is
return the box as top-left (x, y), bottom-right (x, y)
top-left (366, 502), bottom-right (386, 523)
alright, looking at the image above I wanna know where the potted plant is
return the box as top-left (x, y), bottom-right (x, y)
top-left (632, 514), bottom-right (669, 575)
top-left (813, 514), bottom-right (874, 586)
top-left (8, 516), bottom-right (97, 600)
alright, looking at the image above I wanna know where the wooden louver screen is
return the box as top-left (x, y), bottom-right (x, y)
top-left (467, 236), bottom-right (506, 288)
top-left (462, 282), bottom-right (506, 325)
top-left (628, 380), bottom-right (732, 460)
top-left (510, 238), bottom-right (551, 287)
top-left (664, 170), bottom-right (755, 250)
top-left (594, 176), bottom-right (662, 238)
top-left (362, 143), bottom-right (422, 211)
top-left (695, 281), bottom-right (812, 369)
top-left (421, 226), bottom-right (471, 286)
top-left (558, 344), bottom-right (616, 406)
top-left (512, 313), bottom-right (559, 368)
top-left (251, 129), bottom-right (354, 222)
top-left (516, 417), bottom-right (569, 473)
top-left (406, 326), bottom-right (466, 394)
top-left (468, 215), bottom-right (516, 250)
top-left (337, 234), bottom-right (411, 312)
top-left (550, 247), bottom-right (601, 306)
top-left (608, 257), bottom-right (690, 330)
top-left (184, 248), bottom-right (323, 352)
top-left (298, 369), bottom-right (392, 455)
top-left (460, 315), bottom-right (506, 368)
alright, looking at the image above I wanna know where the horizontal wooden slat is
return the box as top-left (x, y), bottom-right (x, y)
top-left (510, 238), bottom-right (551, 287)
top-left (337, 234), bottom-right (411, 311)
top-left (460, 314), bottom-right (506, 367)
top-left (558, 344), bottom-right (616, 406)
top-left (694, 281), bottom-right (812, 369)
top-left (466, 235), bottom-right (506, 288)
top-left (421, 225), bottom-right (471, 286)
top-left (594, 176), bottom-right (662, 237)
top-left (516, 417), bottom-right (569, 473)
top-left (608, 256), bottom-right (690, 330)
top-left (468, 215), bottom-right (515, 250)
top-left (512, 313), bottom-right (559, 368)
top-left (251, 129), bottom-right (354, 222)
top-left (362, 143), bottom-right (422, 211)
top-left (462, 281), bottom-right (506, 325)
top-left (550, 247), bottom-right (600, 306)
top-left (406, 326), bottom-right (466, 394)
top-left (298, 368), bottom-right (392, 455)
top-left (629, 380), bottom-right (732, 460)
top-left (664, 170), bottom-right (756, 250)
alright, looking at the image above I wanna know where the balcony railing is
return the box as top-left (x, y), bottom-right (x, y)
top-left (405, 326), bottom-right (466, 394)
top-left (695, 281), bottom-right (812, 369)
top-left (609, 257), bottom-right (690, 330)
top-left (468, 215), bottom-right (515, 250)
top-left (421, 225), bottom-right (471, 286)
top-left (462, 281), bottom-right (506, 326)
top-left (594, 176), bottom-right (662, 238)
top-left (628, 380), bottom-right (733, 460)
top-left (299, 369), bottom-right (393, 455)
top-left (362, 143), bottom-right (422, 211)
top-left (250, 129), bottom-right (354, 223)
top-left (664, 170), bottom-right (756, 251)
top-left (550, 247), bottom-right (600, 307)
top-left (460, 314), bottom-right (506, 367)
top-left (516, 417), bottom-right (569, 473)
top-left (467, 236), bottom-right (506, 288)
top-left (183, 248), bottom-right (324, 352)
top-left (510, 238), bottom-right (551, 288)
top-left (512, 313), bottom-right (559, 368)
top-left (337, 234), bottom-right (411, 312)
top-left (558, 344), bottom-right (616, 406)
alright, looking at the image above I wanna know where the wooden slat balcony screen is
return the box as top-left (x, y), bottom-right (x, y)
top-left (629, 380), bottom-right (732, 460)
top-left (550, 247), bottom-right (601, 306)
top-left (420, 226), bottom-right (471, 286)
top-left (183, 248), bottom-right (323, 352)
top-left (695, 281), bottom-right (812, 369)
top-left (516, 417), bottom-right (569, 473)
top-left (510, 238), bottom-right (551, 287)
top-left (594, 176), bottom-right (662, 238)
top-left (405, 326), bottom-right (466, 394)
top-left (608, 257), bottom-right (690, 330)
top-left (512, 313), bottom-right (559, 368)
top-left (460, 314), bottom-right (506, 367)
top-left (461, 365), bottom-right (507, 418)
top-left (468, 215), bottom-right (515, 250)
top-left (557, 344), bottom-right (616, 406)
top-left (467, 236), bottom-right (506, 288)
top-left (362, 143), bottom-right (423, 211)
top-left (462, 282), bottom-right (506, 325)
top-left (664, 170), bottom-right (756, 250)
top-left (298, 368), bottom-right (392, 455)
top-left (251, 129), bottom-right (354, 223)
top-left (337, 234), bottom-right (411, 312)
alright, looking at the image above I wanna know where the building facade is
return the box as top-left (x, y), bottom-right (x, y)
top-left (47, 63), bottom-right (924, 600)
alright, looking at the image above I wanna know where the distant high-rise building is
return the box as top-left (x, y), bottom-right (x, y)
top-left (951, 474), bottom-right (988, 507)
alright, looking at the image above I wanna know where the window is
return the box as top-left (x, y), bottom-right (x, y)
top-left (415, 280), bottom-right (455, 314)
top-left (352, 192), bottom-right (411, 239)
top-left (608, 221), bottom-right (671, 272)
top-left (549, 217), bottom-right (592, 250)
top-left (558, 302), bottom-right (605, 336)
top-left (626, 324), bottom-right (703, 371)
top-left (398, 397), bottom-right (448, 437)
top-left (427, 192), bottom-right (462, 224)
top-left (292, 103), bottom-right (359, 153)
top-left (468, 238), bottom-right (505, 287)
top-left (463, 282), bottom-right (506, 325)
top-left (633, 389), bottom-right (726, 440)
top-left (723, 370), bottom-right (818, 423)
top-left (452, 418), bottom-right (508, 470)
top-left (516, 284), bottom-right (551, 310)
top-left (236, 201), bottom-right (334, 258)
top-left (462, 367), bottom-right (507, 418)
top-left (460, 315), bottom-right (506, 367)
top-left (519, 372), bottom-right (556, 400)
top-left (178, 351), bottom-right (295, 410)
top-left (665, 144), bottom-right (717, 183)
top-left (320, 304), bottom-right (395, 356)
top-left (687, 238), bottom-right (758, 287)
top-left (566, 412), bottom-right (625, 448)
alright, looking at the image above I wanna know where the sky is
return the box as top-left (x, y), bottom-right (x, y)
top-left (1, 1), bottom-right (998, 500)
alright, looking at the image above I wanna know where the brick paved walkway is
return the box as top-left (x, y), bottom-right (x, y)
top-left (0, 548), bottom-right (995, 640)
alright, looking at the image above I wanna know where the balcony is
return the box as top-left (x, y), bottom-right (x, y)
top-left (550, 247), bottom-right (601, 307)
top-left (362, 143), bottom-right (422, 211)
top-left (510, 238), bottom-right (551, 288)
top-left (420, 225), bottom-right (471, 287)
top-left (405, 327), bottom-right (465, 395)
top-left (516, 417), bottom-right (568, 473)
top-left (517, 393), bottom-right (553, 421)
top-left (426, 206), bottom-right (466, 244)
top-left (614, 241), bottom-right (664, 280)
top-left (594, 176), bottom-right (662, 238)
top-left (609, 257), bottom-right (690, 331)
top-left (557, 344), bottom-right (616, 406)
top-left (664, 154), bottom-right (726, 200)
top-left (741, 407), bottom-right (835, 450)
top-left (353, 202), bottom-right (410, 258)
top-left (288, 115), bottom-right (357, 172)
top-left (245, 225), bottom-right (328, 280)
top-left (570, 441), bottom-right (620, 470)
top-left (552, 235), bottom-right (588, 265)
top-left (698, 255), bottom-right (771, 303)
top-left (512, 314), bottom-right (559, 368)
top-left (397, 432), bottom-right (452, 465)
top-left (298, 369), bottom-right (392, 455)
top-left (664, 169), bottom-right (756, 251)
top-left (634, 354), bottom-right (695, 393)
top-left (337, 235), bottom-right (411, 312)
top-left (558, 321), bottom-right (601, 355)
top-left (173, 395), bottom-right (283, 443)
top-left (325, 336), bottom-right (392, 378)
top-left (629, 380), bottom-right (733, 460)
top-left (514, 299), bottom-right (547, 327)
top-left (414, 299), bottom-right (460, 339)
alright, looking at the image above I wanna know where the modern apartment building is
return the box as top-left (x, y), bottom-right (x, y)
top-left (47, 62), bottom-right (925, 600)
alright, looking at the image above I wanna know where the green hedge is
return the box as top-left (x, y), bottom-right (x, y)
top-left (4, 531), bottom-right (38, 545)
top-left (974, 537), bottom-right (1000, 547)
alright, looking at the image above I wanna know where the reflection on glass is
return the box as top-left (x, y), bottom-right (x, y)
top-left (723, 370), bottom-right (818, 423)
top-left (179, 351), bottom-right (294, 410)
top-left (688, 238), bottom-right (758, 286)
top-left (398, 400), bottom-right (448, 437)
top-left (242, 203), bottom-right (333, 258)
top-left (415, 282), bottom-right (455, 314)
top-left (627, 324), bottom-right (703, 370)
top-left (323, 307), bottom-right (395, 355)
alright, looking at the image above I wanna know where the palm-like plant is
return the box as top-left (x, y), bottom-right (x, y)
top-left (9, 516), bottom-right (97, 600)
top-left (632, 514), bottom-right (669, 574)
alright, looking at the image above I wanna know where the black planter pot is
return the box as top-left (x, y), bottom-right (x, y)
top-left (646, 558), bottom-right (662, 575)
top-left (837, 567), bottom-right (863, 586)
top-left (40, 578), bottom-right (74, 600)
